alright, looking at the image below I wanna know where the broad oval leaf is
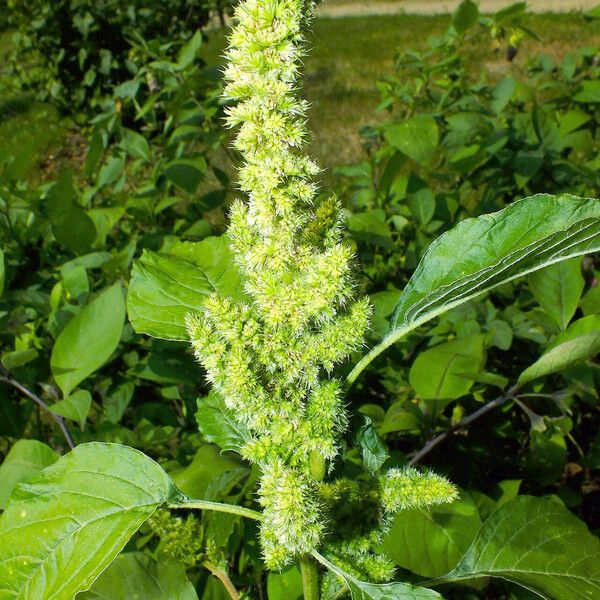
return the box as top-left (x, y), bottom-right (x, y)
top-left (0, 442), bottom-right (181, 600)
top-left (519, 315), bottom-right (600, 384)
top-left (51, 283), bottom-right (125, 397)
top-left (348, 194), bottom-right (600, 384)
top-left (433, 495), bottom-right (600, 599)
top-left (384, 115), bottom-right (439, 166)
top-left (79, 552), bottom-right (198, 600)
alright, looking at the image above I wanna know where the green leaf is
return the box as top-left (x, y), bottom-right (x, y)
top-left (409, 335), bottom-right (486, 406)
top-left (163, 157), bottom-right (207, 194)
top-left (355, 416), bottom-right (389, 475)
top-left (80, 552), bottom-right (198, 600)
top-left (316, 553), bottom-right (442, 600)
top-left (347, 210), bottom-right (393, 248)
top-left (348, 194), bottom-right (600, 385)
top-left (528, 257), bottom-right (584, 330)
top-left (196, 392), bottom-right (250, 453)
top-left (453, 0), bottom-right (479, 34)
top-left (0, 442), bottom-right (181, 600)
top-left (177, 29), bottom-right (203, 70)
top-left (433, 496), bottom-right (600, 599)
top-left (384, 115), bottom-right (439, 166)
top-left (121, 128), bottom-right (150, 161)
top-left (267, 566), bottom-right (303, 600)
top-left (170, 445), bottom-right (247, 501)
top-left (51, 283), bottom-right (125, 397)
top-left (382, 495), bottom-right (482, 578)
top-left (127, 251), bottom-right (210, 340)
top-left (127, 237), bottom-right (244, 341)
top-left (0, 440), bottom-right (59, 510)
top-left (519, 315), bottom-right (600, 384)
top-left (1, 349), bottom-right (39, 371)
top-left (49, 389), bottom-right (92, 429)
top-left (574, 80), bottom-right (600, 103)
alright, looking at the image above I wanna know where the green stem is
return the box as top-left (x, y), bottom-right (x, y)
top-left (300, 555), bottom-right (320, 600)
top-left (169, 499), bottom-right (264, 522)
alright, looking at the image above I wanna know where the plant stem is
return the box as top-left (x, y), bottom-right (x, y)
top-left (203, 560), bottom-right (240, 600)
top-left (300, 555), bottom-right (320, 600)
top-left (169, 499), bottom-right (264, 522)
top-left (0, 369), bottom-right (75, 450)
top-left (409, 385), bottom-right (519, 466)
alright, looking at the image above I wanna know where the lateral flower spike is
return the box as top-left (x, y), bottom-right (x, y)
top-left (186, 0), bottom-right (370, 568)
top-left (380, 467), bottom-right (459, 514)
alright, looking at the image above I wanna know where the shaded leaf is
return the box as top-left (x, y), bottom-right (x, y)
top-left (0, 440), bottom-right (59, 510)
top-left (79, 552), bottom-right (197, 599)
top-left (355, 416), bottom-right (389, 475)
top-left (51, 283), bottom-right (125, 397)
top-left (384, 115), bottom-right (439, 166)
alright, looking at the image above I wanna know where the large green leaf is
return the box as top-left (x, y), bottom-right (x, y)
top-left (51, 283), bottom-right (125, 397)
top-left (382, 495), bottom-right (482, 578)
top-left (79, 552), bottom-right (197, 600)
top-left (519, 315), bottom-right (600, 384)
top-left (433, 496), bottom-right (600, 599)
top-left (0, 442), bottom-right (180, 599)
top-left (0, 440), bottom-right (59, 510)
top-left (127, 236), bottom-right (244, 341)
top-left (315, 552), bottom-right (442, 600)
top-left (348, 194), bottom-right (600, 384)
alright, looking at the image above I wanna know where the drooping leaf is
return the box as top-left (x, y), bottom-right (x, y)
top-left (519, 315), bottom-right (600, 384)
top-left (382, 495), bottom-right (482, 578)
top-left (348, 194), bottom-right (600, 384)
top-left (433, 496), bottom-right (600, 599)
top-left (79, 552), bottom-right (198, 600)
top-left (177, 29), bottom-right (203, 70)
top-left (51, 283), bottom-right (125, 397)
top-left (354, 415), bottom-right (389, 475)
top-left (316, 553), bottom-right (442, 600)
top-left (384, 115), bottom-right (439, 166)
top-left (196, 392), bottom-right (250, 453)
top-left (0, 440), bottom-right (59, 510)
top-left (528, 257), bottom-right (584, 330)
top-left (127, 236), bottom-right (244, 341)
top-left (409, 335), bottom-right (486, 406)
top-left (0, 442), bottom-right (181, 600)
top-left (127, 251), bottom-right (212, 340)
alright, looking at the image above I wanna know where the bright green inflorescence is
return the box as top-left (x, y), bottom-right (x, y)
top-left (185, 0), bottom-right (370, 568)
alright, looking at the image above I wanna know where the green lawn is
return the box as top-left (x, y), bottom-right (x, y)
top-left (1, 12), bottom-right (599, 184)
top-left (204, 12), bottom-right (600, 183)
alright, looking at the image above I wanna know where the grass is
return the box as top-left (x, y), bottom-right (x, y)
top-left (1, 12), bottom-right (599, 184)
top-left (203, 12), bottom-right (600, 183)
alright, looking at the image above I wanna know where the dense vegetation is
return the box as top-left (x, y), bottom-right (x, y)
top-left (0, 1), bottom-right (599, 599)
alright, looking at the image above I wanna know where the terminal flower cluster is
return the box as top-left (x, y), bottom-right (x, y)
top-left (186, 0), bottom-right (457, 572)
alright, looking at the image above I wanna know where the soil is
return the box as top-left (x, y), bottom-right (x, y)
top-left (318, 0), bottom-right (600, 17)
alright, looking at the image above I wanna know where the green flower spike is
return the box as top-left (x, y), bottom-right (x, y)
top-left (186, 0), bottom-right (370, 569)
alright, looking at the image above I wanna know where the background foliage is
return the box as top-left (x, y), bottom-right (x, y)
top-left (0, 1), bottom-right (599, 598)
